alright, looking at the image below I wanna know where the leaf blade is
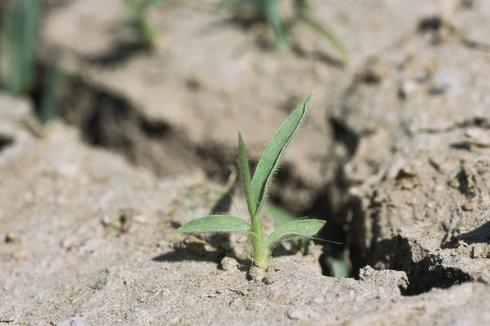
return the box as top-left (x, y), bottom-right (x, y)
top-left (266, 218), bottom-right (325, 249)
top-left (251, 94), bottom-right (312, 215)
top-left (298, 16), bottom-right (349, 64)
top-left (177, 215), bottom-right (251, 234)
top-left (238, 133), bottom-right (256, 218)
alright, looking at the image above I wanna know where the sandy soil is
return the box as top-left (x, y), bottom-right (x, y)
top-left (1, 0), bottom-right (489, 324)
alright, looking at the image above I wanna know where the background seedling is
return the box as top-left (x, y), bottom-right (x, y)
top-left (121, 0), bottom-right (168, 47)
top-left (265, 203), bottom-right (311, 254)
top-left (0, 0), bottom-right (39, 95)
top-left (178, 94), bottom-right (326, 270)
top-left (0, 0), bottom-right (59, 124)
top-left (219, 0), bottom-right (348, 62)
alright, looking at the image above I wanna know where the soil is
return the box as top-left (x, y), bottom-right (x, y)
top-left (1, 0), bottom-right (489, 324)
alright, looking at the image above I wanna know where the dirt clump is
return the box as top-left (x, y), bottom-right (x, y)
top-left (1, 92), bottom-right (489, 325)
top-left (330, 22), bottom-right (490, 293)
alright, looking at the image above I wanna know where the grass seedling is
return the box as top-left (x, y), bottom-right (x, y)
top-left (178, 94), bottom-right (326, 270)
top-left (121, 0), bottom-right (168, 47)
top-left (0, 0), bottom-right (40, 95)
top-left (219, 0), bottom-right (348, 62)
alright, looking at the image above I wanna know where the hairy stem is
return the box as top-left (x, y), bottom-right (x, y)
top-left (250, 212), bottom-right (269, 270)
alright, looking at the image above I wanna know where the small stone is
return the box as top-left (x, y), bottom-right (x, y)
top-left (157, 239), bottom-right (168, 248)
top-left (428, 71), bottom-right (457, 95)
top-left (461, 201), bottom-right (476, 211)
top-left (247, 266), bottom-right (267, 282)
top-left (398, 80), bottom-right (419, 100)
top-left (287, 306), bottom-right (320, 321)
top-left (58, 317), bottom-right (85, 326)
top-left (472, 245), bottom-right (484, 258)
top-left (4, 232), bottom-right (20, 244)
top-left (60, 236), bottom-right (78, 250)
top-left (464, 128), bottom-right (490, 147)
top-left (220, 257), bottom-right (239, 272)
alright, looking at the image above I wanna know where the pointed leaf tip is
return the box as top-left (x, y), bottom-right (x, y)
top-left (266, 218), bottom-right (325, 249)
top-left (237, 133), bottom-right (256, 217)
top-left (251, 94), bottom-right (312, 216)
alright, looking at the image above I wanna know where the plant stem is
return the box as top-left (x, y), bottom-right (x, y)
top-left (250, 211), bottom-right (269, 269)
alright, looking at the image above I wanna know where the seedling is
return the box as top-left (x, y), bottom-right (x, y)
top-left (219, 0), bottom-right (348, 62)
top-left (120, 0), bottom-right (168, 47)
top-left (0, 0), bottom-right (39, 95)
top-left (178, 94), bottom-right (326, 270)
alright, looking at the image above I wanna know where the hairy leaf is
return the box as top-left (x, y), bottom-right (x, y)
top-left (238, 133), bottom-right (256, 218)
top-left (266, 218), bottom-right (325, 249)
top-left (251, 94), bottom-right (312, 215)
top-left (178, 215), bottom-right (250, 234)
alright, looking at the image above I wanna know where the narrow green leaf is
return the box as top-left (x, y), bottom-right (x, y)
top-left (266, 218), bottom-right (325, 249)
top-left (265, 203), bottom-right (295, 227)
top-left (298, 16), bottom-right (349, 64)
top-left (238, 133), bottom-right (256, 218)
top-left (177, 215), bottom-right (250, 234)
top-left (263, 0), bottom-right (289, 49)
top-left (251, 94), bottom-right (312, 215)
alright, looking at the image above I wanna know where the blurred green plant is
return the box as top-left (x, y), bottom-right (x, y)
top-left (219, 0), bottom-right (348, 62)
top-left (121, 0), bottom-right (169, 47)
top-left (178, 94), bottom-right (326, 270)
top-left (38, 64), bottom-right (60, 124)
top-left (0, 0), bottom-right (40, 95)
top-left (267, 203), bottom-right (349, 277)
top-left (265, 203), bottom-right (309, 252)
top-left (0, 0), bottom-right (60, 124)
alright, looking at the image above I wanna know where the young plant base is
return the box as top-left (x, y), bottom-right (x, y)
top-left (178, 94), bottom-right (326, 270)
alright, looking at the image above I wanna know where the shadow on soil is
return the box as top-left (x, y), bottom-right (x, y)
top-left (0, 135), bottom-right (14, 151)
top-left (86, 40), bottom-right (151, 66)
top-left (152, 248), bottom-right (222, 263)
top-left (457, 221), bottom-right (490, 244)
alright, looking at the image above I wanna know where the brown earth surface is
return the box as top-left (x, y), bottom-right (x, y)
top-left (1, 0), bottom-right (489, 324)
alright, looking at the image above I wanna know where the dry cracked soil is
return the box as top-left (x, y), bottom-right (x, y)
top-left (1, 0), bottom-right (490, 325)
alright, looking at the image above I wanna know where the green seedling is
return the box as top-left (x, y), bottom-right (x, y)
top-left (178, 94), bottom-right (326, 270)
top-left (121, 0), bottom-right (168, 47)
top-left (0, 0), bottom-right (40, 95)
top-left (219, 0), bottom-right (348, 62)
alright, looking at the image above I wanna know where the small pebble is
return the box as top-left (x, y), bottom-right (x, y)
top-left (472, 245), bottom-right (484, 258)
top-left (220, 257), bottom-right (239, 272)
top-left (58, 317), bottom-right (85, 326)
top-left (287, 306), bottom-right (320, 321)
top-left (247, 266), bottom-right (267, 282)
top-left (398, 80), bottom-right (419, 100)
top-left (4, 232), bottom-right (20, 244)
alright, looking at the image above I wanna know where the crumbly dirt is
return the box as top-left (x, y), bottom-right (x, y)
top-left (1, 94), bottom-right (489, 325)
top-left (328, 18), bottom-right (490, 292)
top-left (1, 0), bottom-right (490, 324)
